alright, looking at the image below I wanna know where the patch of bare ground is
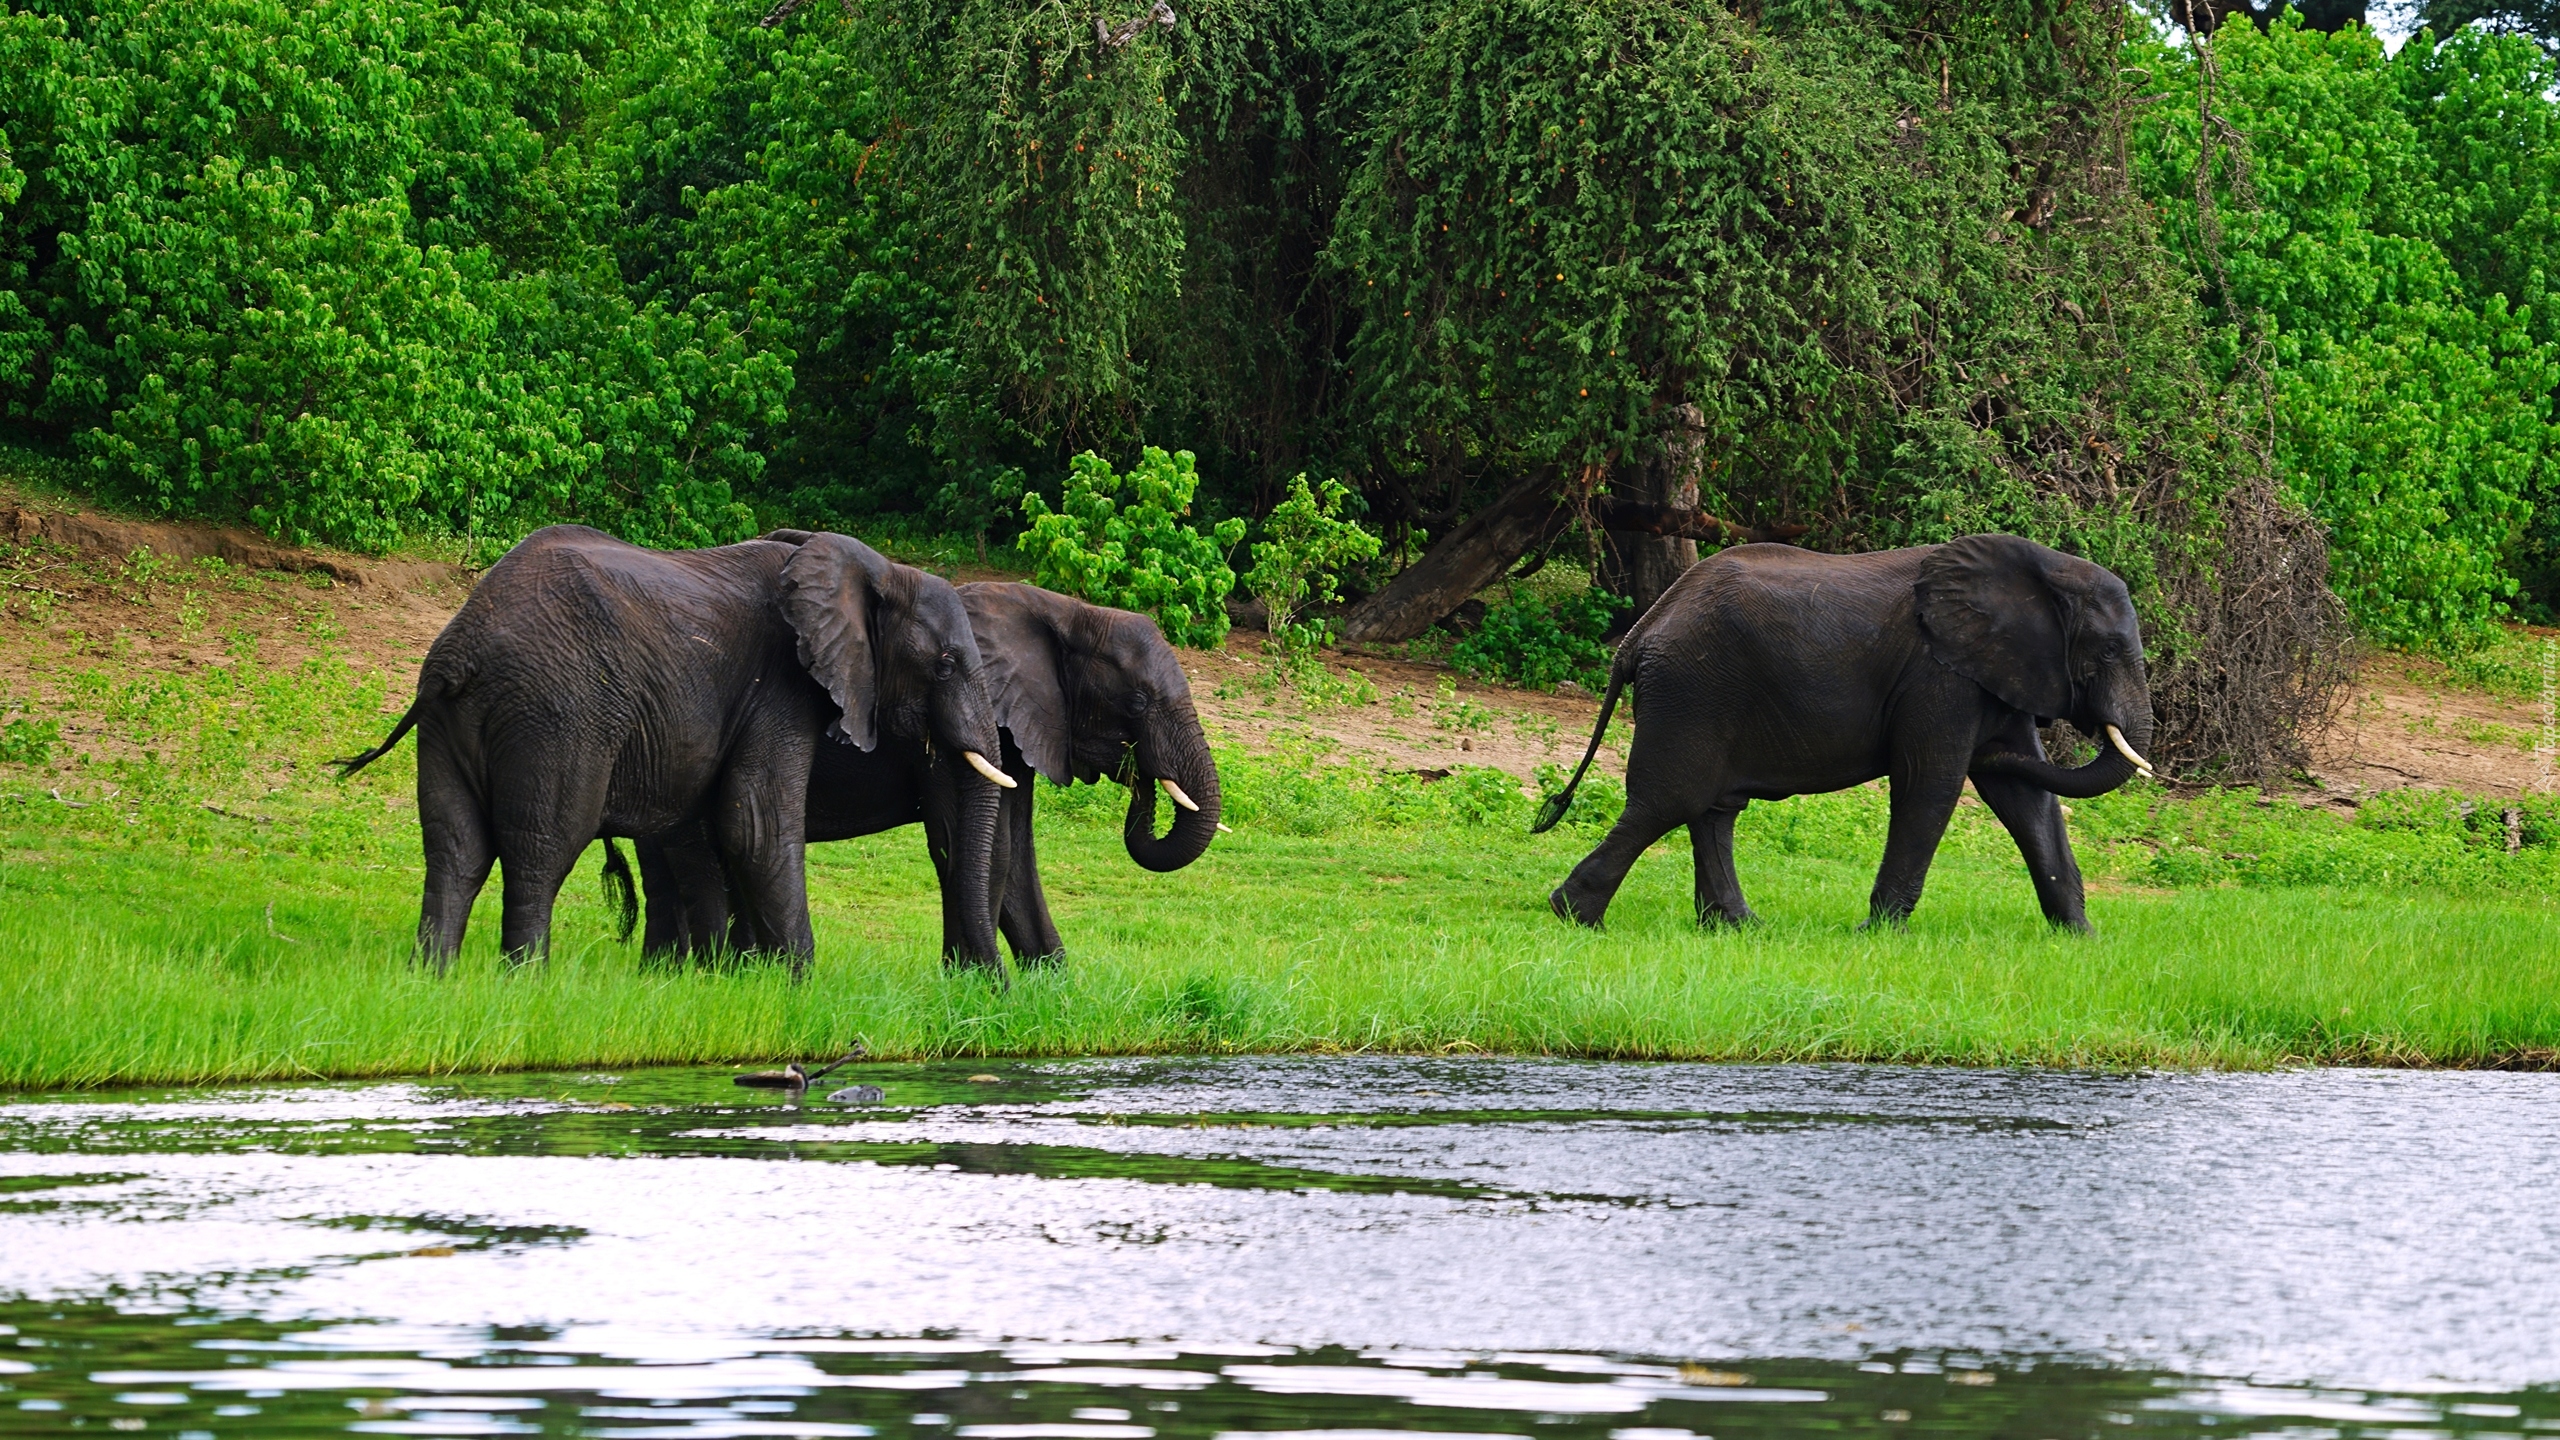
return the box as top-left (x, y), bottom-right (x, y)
top-left (0, 490), bottom-right (473, 746)
top-left (2304, 634), bottom-right (2556, 804)
top-left (1177, 631), bottom-right (1619, 786)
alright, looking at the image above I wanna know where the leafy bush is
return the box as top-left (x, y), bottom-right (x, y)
top-left (0, 0), bottom-right (778, 556)
top-left (1452, 586), bottom-right (1629, 692)
top-left (1243, 474), bottom-right (1381, 656)
top-left (1017, 447), bottom-right (1247, 647)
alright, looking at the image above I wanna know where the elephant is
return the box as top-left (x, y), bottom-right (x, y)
top-left (1535, 533), bottom-right (2157, 932)
top-left (632, 577), bottom-right (1224, 966)
top-left (336, 524), bottom-right (1016, 973)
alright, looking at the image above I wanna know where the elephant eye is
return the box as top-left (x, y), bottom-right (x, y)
top-left (1123, 689), bottom-right (1152, 717)
top-left (934, 651), bottom-right (957, 680)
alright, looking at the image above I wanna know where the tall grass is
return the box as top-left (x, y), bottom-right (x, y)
top-left (1, 646), bottom-right (2555, 1088)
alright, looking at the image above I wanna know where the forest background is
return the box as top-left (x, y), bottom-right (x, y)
top-left (4, 0), bottom-right (2558, 784)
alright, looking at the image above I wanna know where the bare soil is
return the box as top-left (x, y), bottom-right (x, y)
top-left (2, 491), bottom-right (2545, 802)
top-left (2304, 645), bottom-right (2555, 803)
top-left (0, 492), bottom-right (472, 725)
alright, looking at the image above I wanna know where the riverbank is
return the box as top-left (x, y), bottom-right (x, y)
top-left (2, 459), bottom-right (2556, 1086)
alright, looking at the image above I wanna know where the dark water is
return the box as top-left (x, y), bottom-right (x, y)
top-left (2, 1059), bottom-right (2556, 1439)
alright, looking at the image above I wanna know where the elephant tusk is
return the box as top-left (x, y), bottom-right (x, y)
top-left (1217, 822), bottom-right (1233, 834)
top-left (2105, 724), bottom-right (2156, 780)
top-left (1159, 777), bottom-right (1201, 813)
top-left (963, 750), bottom-right (1018, 789)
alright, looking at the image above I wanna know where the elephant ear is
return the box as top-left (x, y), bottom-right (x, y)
top-left (781, 533), bottom-right (893, 751)
top-left (963, 583), bottom-right (1072, 784)
top-left (1914, 533), bottom-right (2072, 719)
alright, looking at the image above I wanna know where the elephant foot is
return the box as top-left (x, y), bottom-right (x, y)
top-left (1013, 950), bottom-right (1067, 970)
top-left (2047, 914), bottom-right (2094, 934)
top-left (1857, 911), bottom-right (1912, 934)
top-left (1698, 907), bottom-right (1758, 930)
top-left (1549, 886), bottom-right (1605, 930)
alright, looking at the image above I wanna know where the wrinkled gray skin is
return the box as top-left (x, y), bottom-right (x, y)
top-left (1538, 534), bottom-right (2156, 932)
top-left (634, 580), bottom-right (1221, 966)
top-left (337, 525), bottom-right (1008, 974)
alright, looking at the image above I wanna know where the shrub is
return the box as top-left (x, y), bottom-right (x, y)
top-left (1018, 447), bottom-right (1247, 647)
top-left (1243, 474), bottom-right (1381, 656)
top-left (1452, 587), bottom-right (1629, 692)
top-left (0, 0), bottom-right (779, 556)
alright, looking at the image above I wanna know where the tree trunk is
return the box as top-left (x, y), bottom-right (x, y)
top-left (1336, 468), bottom-right (1572, 645)
top-left (1597, 405), bottom-right (1706, 630)
top-left (1337, 426), bottom-right (1802, 647)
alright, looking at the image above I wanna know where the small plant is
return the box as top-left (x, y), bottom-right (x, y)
top-left (117, 546), bottom-right (167, 602)
top-left (177, 590), bottom-right (208, 634)
top-left (1512, 709), bottom-right (1561, 752)
top-left (1386, 687), bottom-right (1417, 719)
top-left (0, 713), bottom-right (60, 766)
top-left (1244, 475), bottom-right (1382, 661)
top-left (1431, 677), bottom-right (1498, 734)
top-left (1018, 447), bottom-right (1247, 648)
top-left (1452, 585), bottom-right (1629, 692)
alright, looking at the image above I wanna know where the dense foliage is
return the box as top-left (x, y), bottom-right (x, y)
top-left (2134, 17), bottom-right (2560, 645)
top-left (1453, 585), bottom-right (1629, 691)
top-left (8, 0), bottom-right (2560, 769)
top-left (1017, 446), bottom-right (1244, 646)
top-left (0, 0), bottom-right (789, 556)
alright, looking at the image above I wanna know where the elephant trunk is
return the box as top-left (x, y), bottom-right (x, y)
top-left (950, 772), bottom-right (1004, 964)
top-left (1124, 702), bottom-right (1221, 874)
top-left (1975, 699), bottom-right (2156, 799)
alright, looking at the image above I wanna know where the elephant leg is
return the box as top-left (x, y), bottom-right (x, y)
top-left (494, 830), bottom-right (596, 964)
top-left (709, 765), bottom-right (814, 975)
top-left (483, 750), bottom-right (611, 963)
top-left (1689, 805), bottom-right (1755, 927)
top-left (998, 785), bottom-right (1065, 965)
top-left (415, 738), bottom-right (493, 974)
top-left (1552, 800), bottom-right (1688, 928)
top-left (634, 834), bottom-right (682, 963)
top-left (638, 824), bottom-right (738, 964)
top-left (1865, 766), bottom-right (1966, 929)
top-left (1974, 773), bottom-right (2089, 931)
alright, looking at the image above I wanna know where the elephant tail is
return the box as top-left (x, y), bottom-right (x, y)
top-left (1531, 646), bottom-right (1635, 834)
top-left (334, 701), bottom-right (421, 778)
top-left (600, 838), bottom-right (638, 943)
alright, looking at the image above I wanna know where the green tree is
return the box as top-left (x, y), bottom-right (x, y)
top-left (1243, 473), bottom-right (1380, 651)
top-left (2133, 14), bottom-right (2556, 645)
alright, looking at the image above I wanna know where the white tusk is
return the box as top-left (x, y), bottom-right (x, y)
top-left (1217, 822), bottom-right (1233, 834)
top-left (963, 751), bottom-right (1018, 789)
top-left (1159, 777), bottom-right (1201, 813)
top-left (2105, 724), bottom-right (2156, 780)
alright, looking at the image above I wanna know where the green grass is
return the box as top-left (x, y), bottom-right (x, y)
top-left (1, 642), bottom-right (2556, 1090)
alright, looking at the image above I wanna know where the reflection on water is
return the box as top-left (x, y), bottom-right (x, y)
top-left (2, 1058), bottom-right (2557, 1438)
top-left (3, 1306), bottom-right (2555, 1440)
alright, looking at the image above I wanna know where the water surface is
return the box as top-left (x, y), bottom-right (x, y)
top-left (2, 1058), bottom-right (2554, 1438)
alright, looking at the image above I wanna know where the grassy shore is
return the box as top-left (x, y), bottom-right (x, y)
top-left (1, 520), bottom-right (2556, 1086)
top-left (1, 637), bottom-right (2556, 1087)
